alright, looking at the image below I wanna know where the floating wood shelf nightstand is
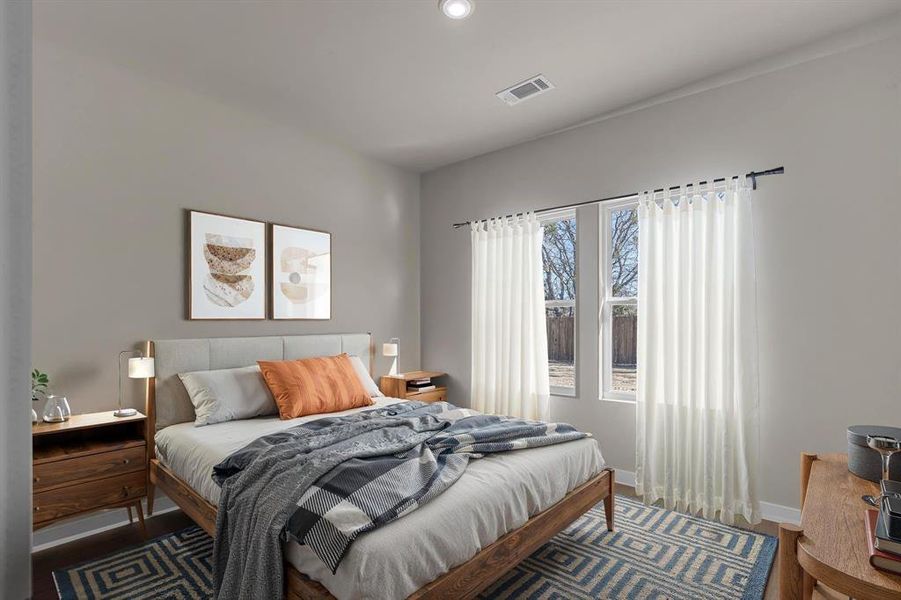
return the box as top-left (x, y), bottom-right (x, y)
top-left (32, 411), bottom-right (149, 537)
top-left (379, 370), bottom-right (448, 403)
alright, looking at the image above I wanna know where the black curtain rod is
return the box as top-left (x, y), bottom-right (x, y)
top-left (451, 166), bottom-right (784, 229)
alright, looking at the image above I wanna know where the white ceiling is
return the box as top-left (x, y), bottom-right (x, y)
top-left (35, 0), bottom-right (901, 172)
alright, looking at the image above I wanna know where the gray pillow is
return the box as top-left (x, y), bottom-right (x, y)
top-left (178, 365), bottom-right (277, 427)
top-left (349, 355), bottom-right (383, 397)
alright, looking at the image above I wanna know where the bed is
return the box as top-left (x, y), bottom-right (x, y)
top-left (143, 333), bottom-right (615, 600)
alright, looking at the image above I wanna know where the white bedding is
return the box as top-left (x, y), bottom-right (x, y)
top-left (155, 400), bottom-right (605, 600)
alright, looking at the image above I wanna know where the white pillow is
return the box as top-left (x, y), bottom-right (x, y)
top-left (349, 355), bottom-right (383, 397)
top-left (178, 365), bottom-right (277, 427)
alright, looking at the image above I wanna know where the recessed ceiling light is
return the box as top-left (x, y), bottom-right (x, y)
top-left (439, 0), bottom-right (473, 20)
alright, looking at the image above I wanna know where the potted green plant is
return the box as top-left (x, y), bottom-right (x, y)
top-left (32, 369), bottom-right (49, 423)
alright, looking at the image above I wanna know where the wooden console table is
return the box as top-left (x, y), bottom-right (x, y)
top-left (779, 453), bottom-right (901, 600)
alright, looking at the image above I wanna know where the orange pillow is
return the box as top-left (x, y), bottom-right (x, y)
top-left (258, 353), bottom-right (373, 419)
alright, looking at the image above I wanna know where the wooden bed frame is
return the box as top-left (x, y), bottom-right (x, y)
top-left (143, 340), bottom-right (615, 600)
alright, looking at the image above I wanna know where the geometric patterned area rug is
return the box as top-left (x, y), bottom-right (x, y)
top-left (53, 526), bottom-right (212, 600)
top-left (54, 495), bottom-right (775, 600)
top-left (480, 496), bottom-right (776, 600)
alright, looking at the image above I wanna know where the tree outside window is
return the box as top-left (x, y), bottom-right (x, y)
top-left (542, 214), bottom-right (576, 391)
top-left (603, 203), bottom-right (638, 399)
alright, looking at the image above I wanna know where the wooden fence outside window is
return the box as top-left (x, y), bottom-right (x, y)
top-left (546, 312), bottom-right (637, 367)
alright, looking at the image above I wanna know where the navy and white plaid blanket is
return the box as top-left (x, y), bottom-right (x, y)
top-left (211, 401), bottom-right (588, 599)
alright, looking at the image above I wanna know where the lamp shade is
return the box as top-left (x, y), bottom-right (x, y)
top-left (128, 356), bottom-right (155, 379)
top-left (382, 343), bottom-right (398, 358)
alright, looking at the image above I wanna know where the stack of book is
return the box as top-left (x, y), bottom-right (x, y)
top-left (865, 482), bottom-right (901, 575)
top-left (407, 377), bottom-right (436, 394)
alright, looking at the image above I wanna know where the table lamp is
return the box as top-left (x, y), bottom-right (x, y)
top-left (117, 350), bottom-right (155, 417)
top-left (383, 338), bottom-right (400, 376)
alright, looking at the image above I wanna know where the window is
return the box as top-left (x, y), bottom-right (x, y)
top-left (600, 200), bottom-right (638, 400)
top-left (541, 211), bottom-right (576, 394)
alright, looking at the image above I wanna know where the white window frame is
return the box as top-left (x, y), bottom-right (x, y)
top-left (540, 209), bottom-right (577, 397)
top-left (599, 197), bottom-right (638, 402)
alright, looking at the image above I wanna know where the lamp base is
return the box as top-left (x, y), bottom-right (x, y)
top-left (114, 407), bottom-right (137, 418)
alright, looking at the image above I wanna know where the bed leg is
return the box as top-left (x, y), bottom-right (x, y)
top-left (147, 484), bottom-right (155, 515)
top-left (604, 468), bottom-right (615, 531)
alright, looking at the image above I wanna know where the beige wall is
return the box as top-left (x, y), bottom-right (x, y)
top-left (421, 33), bottom-right (901, 510)
top-left (32, 39), bottom-right (421, 416)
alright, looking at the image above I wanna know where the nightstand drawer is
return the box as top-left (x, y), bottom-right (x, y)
top-left (33, 471), bottom-right (146, 525)
top-left (33, 444), bottom-right (145, 492)
top-left (408, 388), bottom-right (447, 403)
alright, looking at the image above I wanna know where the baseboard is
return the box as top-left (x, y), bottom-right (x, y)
top-left (32, 495), bottom-right (178, 553)
top-left (759, 501), bottom-right (801, 525)
top-left (611, 468), bottom-right (801, 525)
top-left (613, 468), bottom-right (636, 487)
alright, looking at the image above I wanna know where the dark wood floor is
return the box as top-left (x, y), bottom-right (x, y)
top-left (31, 486), bottom-right (842, 600)
top-left (32, 510), bottom-right (195, 600)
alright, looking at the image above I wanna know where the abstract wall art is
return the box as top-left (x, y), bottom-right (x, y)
top-left (271, 223), bottom-right (331, 320)
top-left (189, 210), bottom-right (266, 319)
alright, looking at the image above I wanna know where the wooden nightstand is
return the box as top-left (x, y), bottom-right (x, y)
top-left (32, 411), bottom-right (148, 536)
top-left (379, 370), bottom-right (448, 403)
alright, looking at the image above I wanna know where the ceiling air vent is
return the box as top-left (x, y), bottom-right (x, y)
top-left (496, 75), bottom-right (554, 106)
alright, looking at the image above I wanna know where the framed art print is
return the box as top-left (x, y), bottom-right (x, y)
top-left (189, 210), bottom-right (266, 320)
top-left (270, 223), bottom-right (331, 320)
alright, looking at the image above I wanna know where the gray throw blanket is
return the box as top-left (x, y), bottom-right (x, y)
top-left (211, 401), bottom-right (588, 600)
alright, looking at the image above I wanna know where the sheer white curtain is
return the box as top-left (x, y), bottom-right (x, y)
top-left (635, 181), bottom-right (760, 525)
top-left (471, 213), bottom-right (550, 421)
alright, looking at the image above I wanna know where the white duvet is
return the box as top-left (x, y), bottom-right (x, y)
top-left (155, 400), bottom-right (605, 600)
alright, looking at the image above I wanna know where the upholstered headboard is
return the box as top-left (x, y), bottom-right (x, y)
top-left (145, 333), bottom-right (372, 432)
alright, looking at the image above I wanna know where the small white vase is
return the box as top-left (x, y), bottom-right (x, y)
top-left (31, 407), bottom-right (38, 423)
